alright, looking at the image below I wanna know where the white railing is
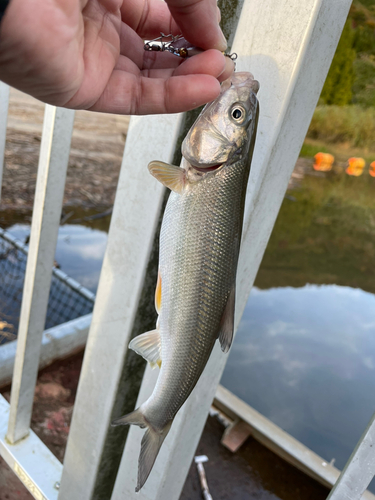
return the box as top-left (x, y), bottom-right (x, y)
top-left (2, 1), bottom-right (374, 499)
top-left (0, 81), bottom-right (9, 204)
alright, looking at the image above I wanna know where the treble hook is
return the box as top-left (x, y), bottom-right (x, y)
top-left (144, 33), bottom-right (238, 68)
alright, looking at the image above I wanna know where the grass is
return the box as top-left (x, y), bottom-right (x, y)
top-left (307, 105), bottom-right (375, 149)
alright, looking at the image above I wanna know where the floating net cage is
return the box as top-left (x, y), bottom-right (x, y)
top-left (0, 228), bottom-right (95, 345)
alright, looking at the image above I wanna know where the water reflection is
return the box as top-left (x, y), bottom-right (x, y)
top-left (6, 222), bottom-right (107, 293)
top-left (222, 284), bottom-right (375, 472)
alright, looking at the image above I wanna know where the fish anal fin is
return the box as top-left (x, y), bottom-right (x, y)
top-left (129, 329), bottom-right (162, 369)
top-left (155, 271), bottom-right (162, 314)
top-left (218, 285), bottom-right (236, 353)
top-left (148, 161), bottom-right (186, 194)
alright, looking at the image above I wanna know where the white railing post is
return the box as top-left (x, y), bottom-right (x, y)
top-left (58, 114), bottom-right (183, 500)
top-left (111, 0), bottom-right (351, 498)
top-left (327, 412), bottom-right (375, 500)
top-left (6, 106), bottom-right (75, 443)
top-left (0, 81), bottom-right (9, 203)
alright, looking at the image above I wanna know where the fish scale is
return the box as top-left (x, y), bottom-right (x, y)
top-left (145, 161), bottom-right (247, 426)
top-left (112, 72), bottom-right (259, 492)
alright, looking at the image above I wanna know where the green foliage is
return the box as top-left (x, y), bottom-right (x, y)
top-left (353, 24), bottom-right (375, 54)
top-left (320, 21), bottom-right (356, 105)
top-left (307, 104), bottom-right (375, 148)
top-left (299, 142), bottom-right (329, 158)
top-left (352, 56), bottom-right (375, 105)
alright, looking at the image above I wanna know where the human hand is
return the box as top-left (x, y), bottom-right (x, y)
top-left (0, 0), bottom-right (234, 115)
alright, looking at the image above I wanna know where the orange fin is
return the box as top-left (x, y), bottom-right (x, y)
top-left (155, 272), bottom-right (162, 314)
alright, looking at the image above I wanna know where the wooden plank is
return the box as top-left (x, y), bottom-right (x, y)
top-left (111, 1), bottom-right (352, 499)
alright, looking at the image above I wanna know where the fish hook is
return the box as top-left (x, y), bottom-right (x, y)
top-left (144, 33), bottom-right (238, 68)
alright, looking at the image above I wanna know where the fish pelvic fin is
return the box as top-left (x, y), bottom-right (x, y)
top-left (148, 161), bottom-right (186, 194)
top-left (136, 421), bottom-right (172, 492)
top-left (129, 329), bottom-right (162, 369)
top-left (218, 284), bottom-right (236, 353)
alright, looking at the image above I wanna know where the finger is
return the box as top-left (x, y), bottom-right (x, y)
top-left (217, 57), bottom-right (235, 82)
top-left (119, 22), bottom-right (183, 70)
top-left (173, 49), bottom-right (225, 77)
top-left (120, 0), bottom-right (180, 40)
top-left (89, 71), bottom-right (221, 115)
top-left (164, 0), bottom-right (227, 51)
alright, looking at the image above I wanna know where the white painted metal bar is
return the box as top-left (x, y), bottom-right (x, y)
top-left (0, 314), bottom-right (91, 388)
top-left (58, 113), bottom-right (183, 500)
top-left (0, 394), bottom-right (62, 500)
top-left (111, 1), bottom-right (352, 498)
top-left (0, 81), bottom-right (9, 202)
top-left (214, 385), bottom-right (375, 500)
top-left (6, 106), bottom-right (75, 444)
top-left (327, 412), bottom-right (375, 500)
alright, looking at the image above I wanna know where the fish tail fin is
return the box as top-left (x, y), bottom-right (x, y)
top-left (136, 421), bottom-right (171, 492)
top-left (111, 408), bottom-right (172, 492)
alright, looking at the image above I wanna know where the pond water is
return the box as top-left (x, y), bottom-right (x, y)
top-left (1, 166), bottom-right (375, 486)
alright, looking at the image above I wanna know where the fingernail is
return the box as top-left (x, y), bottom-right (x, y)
top-left (217, 27), bottom-right (227, 52)
top-left (224, 56), bottom-right (235, 75)
top-left (217, 7), bottom-right (221, 23)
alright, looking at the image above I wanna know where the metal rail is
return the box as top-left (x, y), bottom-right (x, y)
top-left (0, 82), bottom-right (9, 203)
top-left (0, 395), bottom-right (62, 500)
top-left (111, 0), bottom-right (353, 498)
top-left (0, 314), bottom-right (91, 387)
top-left (215, 385), bottom-right (375, 500)
top-left (58, 113), bottom-right (183, 500)
top-left (327, 411), bottom-right (375, 500)
top-left (6, 106), bottom-right (75, 443)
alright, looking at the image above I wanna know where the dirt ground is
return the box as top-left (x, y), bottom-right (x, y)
top-left (0, 88), bottom-right (323, 214)
top-left (1, 89), bottom-right (129, 210)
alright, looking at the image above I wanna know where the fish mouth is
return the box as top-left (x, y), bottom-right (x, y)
top-left (190, 163), bottom-right (223, 172)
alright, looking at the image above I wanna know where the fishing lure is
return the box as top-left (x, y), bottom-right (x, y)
top-left (144, 33), bottom-right (237, 64)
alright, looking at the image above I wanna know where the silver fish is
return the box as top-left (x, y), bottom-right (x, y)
top-left (112, 72), bottom-right (259, 491)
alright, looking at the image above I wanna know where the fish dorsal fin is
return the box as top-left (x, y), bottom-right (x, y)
top-left (218, 285), bottom-right (236, 353)
top-left (129, 330), bottom-right (162, 369)
top-left (155, 271), bottom-right (162, 314)
top-left (148, 161), bottom-right (186, 194)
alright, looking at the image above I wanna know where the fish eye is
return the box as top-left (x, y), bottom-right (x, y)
top-left (229, 104), bottom-right (247, 124)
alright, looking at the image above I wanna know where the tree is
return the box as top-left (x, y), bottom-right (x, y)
top-left (320, 20), bottom-right (356, 105)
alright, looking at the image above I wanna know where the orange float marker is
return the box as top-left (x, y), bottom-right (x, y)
top-left (313, 152), bottom-right (334, 171)
top-left (346, 157), bottom-right (365, 176)
top-left (370, 161), bottom-right (375, 177)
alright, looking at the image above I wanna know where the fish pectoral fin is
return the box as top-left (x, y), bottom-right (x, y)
top-left (218, 285), bottom-right (236, 353)
top-left (129, 329), bottom-right (162, 369)
top-left (148, 161), bottom-right (186, 194)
